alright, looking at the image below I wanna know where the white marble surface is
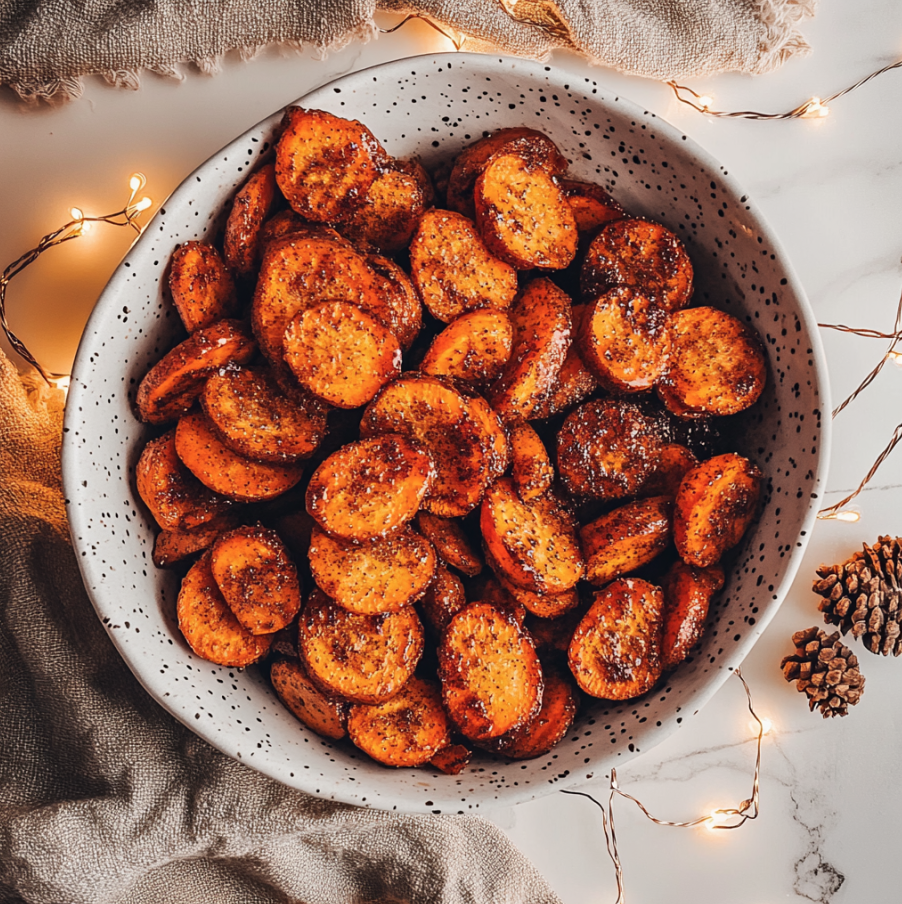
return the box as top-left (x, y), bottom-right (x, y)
top-left (3, 3), bottom-right (902, 901)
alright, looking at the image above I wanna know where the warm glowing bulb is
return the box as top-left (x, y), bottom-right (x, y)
top-left (697, 95), bottom-right (713, 111)
top-left (135, 196), bottom-right (152, 212)
top-left (835, 510), bottom-right (861, 523)
top-left (802, 97), bottom-right (830, 119)
top-left (69, 208), bottom-right (91, 234)
top-left (70, 207), bottom-right (83, 220)
top-left (889, 351), bottom-right (902, 368)
top-left (129, 173), bottom-right (147, 192)
top-left (705, 811), bottom-right (722, 831)
top-left (750, 716), bottom-right (773, 735)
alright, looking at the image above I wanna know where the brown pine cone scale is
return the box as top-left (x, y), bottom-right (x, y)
top-left (813, 535), bottom-right (902, 656)
top-left (781, 627), bottom-right (865, 718)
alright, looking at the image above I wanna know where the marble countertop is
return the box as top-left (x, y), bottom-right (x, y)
top-left (3, 3), bottom-right (902, 901)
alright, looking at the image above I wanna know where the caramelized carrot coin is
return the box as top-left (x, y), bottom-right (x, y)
top-left (447, 128), bottom-right (569, 219)
top-left (202, 366), bottom-right (328, 463)
top-left (308, 524), bottom-right (436, 615)
top-left (557, 399), bottom-right (662, 500)
top-left (152, 511), bottom-right (240, 568)
top-left (480, 477), bottom-right (584, 594)
top-left (260, 210), bottom-right (344, 249)
top-left (568, 577), bottom-right (664, 700)
top-left (580, 287), bottom-right (672, 392)
top-left (347, 676), bottom-right (451, 767)
top-left (270, 658), bottom-right (348, 740)
top-left (438, 602), bottom-right (543, 741)
top-left (581, 218), bottom-right (693, 312)
top-left (223, 163), bottom-right (277, 279)
top-left (415, 511), bottom-right (484, 577)
top-left (176, 411), bottom-right (305, 503)
top-left (283, 301), bottom-right (402, 409)
top-left (360, 374), bottom-right (490, 518)
top-left (509, 419), bottom-right (554, 502)
top-left (275, 107), bottom-right (388, 222)
top-left (136, 319), bottom-right (256, 424)
top-left (177, 552), bottom-right (272, 667)
top-left (660, 561), bottom-right (724, 669)
top-left (658, 307), bottom-right (767, 417)
top-left (489, 278), bottom-right (573, 421)
top-left (420, 309), bottom-right (514, 387)
top-left (366, 254), bottom-right (423, 351)
top-left (485, 665), bottom-right (578, 760)
top-left (562, 180), bottom-right (625, 233)
top-left (305, 434), bottom-right (435, 542)
top-left (475, 152), bottom-right (577, 270)
top-left (136, 430), bottom-right (232, 531)
top-left (580, 497), bottom-right (673, 586)
top-left (299, 589), bottom-right (424, 704)
top-left (497, 575), bottom-right (580, 620)
top-left (168, 242), bottom-right (238, 333)
top-left (674, 453), bottom-right (762, 567)
top-left (409, 210), bottom-right (518, 323)
top-left (640, 443), bottom-right (698, 497)
top-left (464, 392), bottom-right (511, 482)
top-left (418, 564), bottom-right (468, 636)
top-left (210, 525), bottom-right (302, 634)
top-left (430, 743), bottom-right (472, 775)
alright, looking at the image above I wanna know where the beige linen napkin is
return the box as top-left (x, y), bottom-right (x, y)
top-left (0, 0), bottom-right (816, 101)
top-left (0, 350), bottom-right (561, 904)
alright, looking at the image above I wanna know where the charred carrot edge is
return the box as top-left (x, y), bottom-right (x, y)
top-left (152, 512), bottom-right (240, 568)
top-left (223, 163), bottom-right (277, 278)
top-left (509, 419), bottom-right (554, 502)
top-left (415, 511), bottom-right (484, 577)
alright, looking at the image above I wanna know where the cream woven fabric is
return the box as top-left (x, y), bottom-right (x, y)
top-left (0, 350), bottom-right (560, 904)
top-left (0, 0), bottom-right (816, 101)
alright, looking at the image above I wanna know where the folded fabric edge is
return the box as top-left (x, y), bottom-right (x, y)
top-left (753, 0), bottom-right (818, 74)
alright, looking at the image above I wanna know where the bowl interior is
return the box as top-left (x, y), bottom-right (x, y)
top-left (63, 53), bottom-right (829, 814)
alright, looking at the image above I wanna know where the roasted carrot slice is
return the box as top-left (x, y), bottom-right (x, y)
top-left (674, 453), bottom-right (762, 567)
top-left (418, 564), bottom-right (468, 636)
top-left (136, 319), bottom-right (256, 424)
top-left (480, 477), bottom-right (584, 594)
top-left (568, 577), bottom-right (664, 699)
top-left (581, 218), bottom-right (694, 312)
top-left (347, 676), bottom-right (451, 767)
top-left (464, 392), bottom-right (511, 482)
top-left (557, 399), bottom-right (662, 500)
top-left (409, 210), bottom-right (518, 323)
top-left (251, 235), bottom-right (394, 373)
top-left (152, 511), bottom-right (240, 568)
top-left (660, 561), bottom-right (724, 669)
top-left (340, 165), bottom-right (428, 252)
top-left (396, 156), bottom-right (435, 207)
top-left (175, 411), bottom-right (305, 502)
top-left (168, 242), bottom-right (239, 334)
top-left (562, 180), bottom-right (625, 233)
top-left (580, 497), bottom-right (673, 586)
top-left (201, 366), bottom-right (328, 463)
top-left (275, 107), bottom-right (388, 223)
top-left (283, 301), bottom-right (402, 409)
top-left (439, 602), bottom-right (543, 740)
top-left (430, 743), bottom-right (472, 775)
top-left (308, 524), bottom-right (436, 615)
top-left (420, 309), bottom-right (513, 387)
top-left (415, 511), bottom-right (484, 577)
top-left (484, 664), bottom-right (578, 760)
top-left (489, 278), bottom-right (572, 421)
top-left (177, 552), bottom-right (272, 667)
top-left (136, 430), bottom-right (232, 531)
top-left (210, 524), bottom-right (302, 634)
top-left (467, 573), bottom-right (528, 626)
top-left (366, 254), bottom-right (423, 352)
top-left (260, 210), bottom-right (345, 249)
top-left (509, 419), bottom-right (554, 502)
top-left (640, 443), bottom-right (698, 498)
top-left (475, 152), bottom-right (577, 270)
top-left (360, 374), bottom-right (490, 518)
top-left (223, 163), bottom-right (277, 279)
top-left (447, 128), bottom-right (569, 219)
top-left (270, 658), bottom-right (348, 740)
top-left (305, 434), bottom-right (435, 542)
top-left (579, 287), bottom-right (672, 393)
top-left (299, 589), bottom-right (424, 704)
top-left (496, 573), bottom-right (580, 619)
top-left (658, 307), bottom-right (767, 418)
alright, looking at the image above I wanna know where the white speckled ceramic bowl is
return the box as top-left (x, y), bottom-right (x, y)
top-left (63, 54), bottom-right (831, 814)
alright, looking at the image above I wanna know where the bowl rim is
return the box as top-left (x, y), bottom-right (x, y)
top-left (62, 51), bottom-right (833, 812)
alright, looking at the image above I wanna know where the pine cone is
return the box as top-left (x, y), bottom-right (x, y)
top-left (812, 535), bottom-right (902, 656)
top-left (781, 627), bottom-right (865, 717)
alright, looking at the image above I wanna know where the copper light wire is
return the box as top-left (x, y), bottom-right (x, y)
top-left (561, 669), bottom-right (763, 903)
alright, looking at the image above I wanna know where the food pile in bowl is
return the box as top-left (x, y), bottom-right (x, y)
top-left (132, 107), bottom-right (767, 774)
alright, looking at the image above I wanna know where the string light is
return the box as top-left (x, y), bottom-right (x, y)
top-left (377, 13), bottom-right (462, 50)
top-left (562, 669), bottom-right (763, 902)
top-left (0, 173), bottom-right (152, 388)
